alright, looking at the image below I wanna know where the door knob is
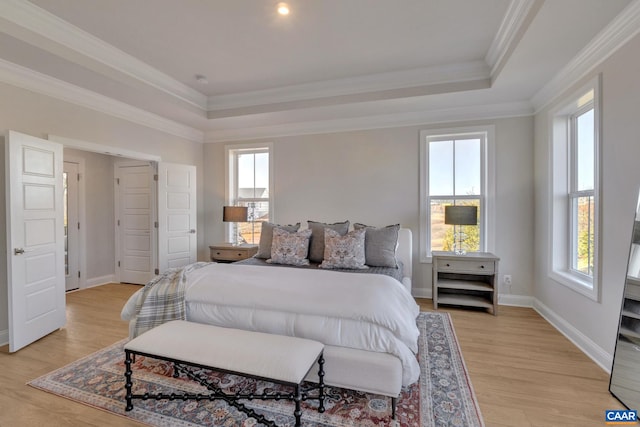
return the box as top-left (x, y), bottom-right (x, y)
top-left (14, 248), bottom-right (24, 255)
top-left (189, 229), bottom-right (196, 234)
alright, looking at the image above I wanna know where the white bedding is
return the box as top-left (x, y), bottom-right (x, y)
top-left (122, 262), bottom-right (421, 386)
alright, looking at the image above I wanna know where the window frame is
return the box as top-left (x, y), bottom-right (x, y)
top-left (224, 142), bottom-right (274, 244)
top-left (548, 75), bottom-right (601, 301)
top-left (419, 125), bottom-right (496, 263)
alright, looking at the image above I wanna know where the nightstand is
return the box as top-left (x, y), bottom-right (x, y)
top-left (209, 243), bottom-right (258, 263)
top-left (432, 251), bottom-right (500, 315)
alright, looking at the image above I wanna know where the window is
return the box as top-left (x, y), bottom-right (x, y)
top-left (420, 126), bottom-right (495, 261)
top-left (550, 76), bottom-right (600, 300)
top-left (226, 143), bottom-right (273, 244)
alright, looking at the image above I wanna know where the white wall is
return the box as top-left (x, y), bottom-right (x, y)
top-left (533, 33), bottom-right (640, 369)
top-left (204, 116), bottom-right (534, 300)
top-left (0, 82), bottom-right (205, 344)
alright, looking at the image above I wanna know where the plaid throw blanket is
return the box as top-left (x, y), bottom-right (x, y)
top-left (132, 262), bottom-right (211, 338)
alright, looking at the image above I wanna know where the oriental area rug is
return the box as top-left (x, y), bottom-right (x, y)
top-left (28, 312), bottom-right (484, 427)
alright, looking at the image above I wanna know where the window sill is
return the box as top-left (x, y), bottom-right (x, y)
top-left (549, 269), bottom-right (598, 302)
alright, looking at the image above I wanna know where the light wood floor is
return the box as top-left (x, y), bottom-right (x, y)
top-left (0, 284), bottom-right (623, 426)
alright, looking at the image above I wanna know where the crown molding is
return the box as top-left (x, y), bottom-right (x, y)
top-left (531, 0), bottom-right (640, 112)
top-left (205, 101), bottom-right (533, 143)
top-left (0, 58), bottom-right (204, 143)
top-left (0, 0), bottom-right (208, 110)
top-left (485, 0), bottom-right (543, 80)
top-left (208, 61), bottom-right (490, 112)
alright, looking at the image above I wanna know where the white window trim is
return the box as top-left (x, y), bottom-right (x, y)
top-left (224, 142), bottom-right (274, 243)
top-left (419, 125), bottom-right (496, 263)
top-left (548, 75), bottom-right (601, 301)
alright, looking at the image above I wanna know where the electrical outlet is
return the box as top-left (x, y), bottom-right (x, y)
top-left (504, 275), bottom-right (512, 285)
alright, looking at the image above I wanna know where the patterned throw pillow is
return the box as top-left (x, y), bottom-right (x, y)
top-left (307, 220), bottom-right (350, 263)
top-left (267, 228), bottom-right (312, 266)
top-left (255, 222), bottom-right (301, 259)
top-left (319, 228), bottom-right (368, 270)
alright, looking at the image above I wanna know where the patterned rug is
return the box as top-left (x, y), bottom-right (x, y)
top-left (28, 312), bottom-right (483, 427)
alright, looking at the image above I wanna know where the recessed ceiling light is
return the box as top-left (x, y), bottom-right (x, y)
top-left (277, 2), bottom-right (290, 15)
top-left (195, 74), bottom-right (208, 85)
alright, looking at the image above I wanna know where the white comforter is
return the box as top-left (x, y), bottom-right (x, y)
top-left (122, 262), bottom-right (420, 386)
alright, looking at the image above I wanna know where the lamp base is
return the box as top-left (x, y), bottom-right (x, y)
top-left (453, 230), bottom-right (467, 255)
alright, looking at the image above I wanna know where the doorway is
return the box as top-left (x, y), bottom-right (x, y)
top-left (63, 160), bottom-right (81, 291)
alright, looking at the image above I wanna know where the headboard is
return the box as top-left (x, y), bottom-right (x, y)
top-left (397, 228), bottom-right (413, 292)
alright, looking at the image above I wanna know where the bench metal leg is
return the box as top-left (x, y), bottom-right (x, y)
top-left (294, 384), bottom-right (302, 426)
top-left (124, 350), bottom-right (134, 411)
top-left (391, 396), bottom-right (397, 419)
top-left (317, 353), bottom-right (325, 413)
top-left (173, 362), bottom-right (179, 378)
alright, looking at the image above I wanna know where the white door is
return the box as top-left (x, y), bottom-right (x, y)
top-left (116, 163), bottom-right (154, 284)
top-left (6, 131), bottom-right (65, 352)
top-left (158, 162), bottom-right (197, 273)
top-left (64, 161), bottom-right (80, 291)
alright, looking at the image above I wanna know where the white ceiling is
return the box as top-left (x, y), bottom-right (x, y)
top-left (0, 0), bottom-right (636, 142)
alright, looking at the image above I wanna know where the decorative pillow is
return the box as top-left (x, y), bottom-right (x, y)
top-left (307, 220), bottom-right (350, 263)
top-left (267, 228), bottom-right (312, 266)
top-left (354, 223), bottom-right (400, 268)
top-left (319, 228), bottom-right (368, 270)
top-left (256, 222), bottom-right (301, 259)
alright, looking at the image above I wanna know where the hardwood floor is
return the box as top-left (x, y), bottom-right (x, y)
top-left (0, 284), bottom-right (623, 426)
top-left (415, 299), bottom-right (623, 427)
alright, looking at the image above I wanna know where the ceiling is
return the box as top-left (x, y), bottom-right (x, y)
top-left (0, 0), bottom-right (636, 142)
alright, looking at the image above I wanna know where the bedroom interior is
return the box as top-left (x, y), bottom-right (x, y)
top-left (1, 0), bottom-right (640, 425)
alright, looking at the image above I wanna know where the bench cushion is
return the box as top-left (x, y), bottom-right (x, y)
top-left (305, 345), bottom-right (402, 396)
top-left (124, 320), bottom-right (324, 384)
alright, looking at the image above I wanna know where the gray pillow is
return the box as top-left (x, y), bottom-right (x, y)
top-left (307, 220), bottom-right (350, 263)
top-left (255, 222), bottom-right (301, 259)
top-left (354, 223), bottom-right (400, 268)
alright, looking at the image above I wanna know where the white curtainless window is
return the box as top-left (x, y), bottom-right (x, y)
top-left (225, 143), bottom-right (273, 244)
top-left (419, 126), bottom-right (495, 262)
top-left (549, 76), bottom-right (601, 300)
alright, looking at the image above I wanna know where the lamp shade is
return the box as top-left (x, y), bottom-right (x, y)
top-left (223, 206), bottom-right (248, 222)
top-left (444, 205), bottom-right (477, 226)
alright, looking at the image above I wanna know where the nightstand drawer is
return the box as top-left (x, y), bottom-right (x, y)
top-left (213, 248), bottom-right (249, 261)
top-left (209, 244), bottom-right (258, 262)
top-left (437, 259), bottom-right (495, 274)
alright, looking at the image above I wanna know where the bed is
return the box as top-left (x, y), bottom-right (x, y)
top-left (121, 227), bottom-right (419, 402)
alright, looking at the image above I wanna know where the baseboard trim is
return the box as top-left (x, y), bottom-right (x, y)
top-left (498, 294), bottom-right (534, 307)
top-left (0, 329), bottom-right (8, 347)
top-left (533, 298), bottom-right (612, 373)
top-left (412, 288), bottom-right (431, 299)
top-left (83, 274), bottom-right (116, 289)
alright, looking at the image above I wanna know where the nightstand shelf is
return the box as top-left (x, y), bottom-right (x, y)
top-left (209, 243), bottom-right (258, 263)
top-left (432, 251), bottom-right (499, 315)
top-left (437, 279), bottom-right (493, 292)
top-left (437, 293), bottom-right (494, 310)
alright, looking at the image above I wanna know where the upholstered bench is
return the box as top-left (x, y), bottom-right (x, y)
top-left (124, 320), bottom-right (325, 427)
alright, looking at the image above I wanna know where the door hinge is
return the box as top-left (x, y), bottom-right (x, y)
top-left (154, 221), bottom-right (158, 228)
top-left (77, 222), bottom-right (80, 230)
top-left (117, 219), bottom-right (120, 226)
top-left (116, 178), bottom-right (120, 185)
top-left (118, 261), bottom-right (121, 267)
top-left (77, 173), bottom-right (80, 182)
top-left (78, 271), bottom-right (81, 278)
top-left (155, 268), bottom-right (160, 275)
top-left (153, 174), bottom-right (158, 181)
